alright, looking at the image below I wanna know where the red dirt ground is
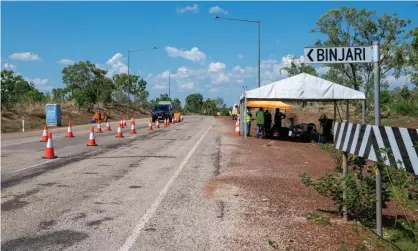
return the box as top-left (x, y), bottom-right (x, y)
top-left (206, 117), bottom-right (386, 251)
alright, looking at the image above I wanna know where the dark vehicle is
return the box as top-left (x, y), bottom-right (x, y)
top-left (152, 103), bottom-right (174, 123)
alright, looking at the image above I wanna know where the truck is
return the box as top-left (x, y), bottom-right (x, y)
top-left (152, 101), bottom-right (174, 123)
top-left (231, 104), bottom-right (239, 120)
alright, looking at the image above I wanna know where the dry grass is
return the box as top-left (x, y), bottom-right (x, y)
top-left (1, 101), bottom-right (151, 133)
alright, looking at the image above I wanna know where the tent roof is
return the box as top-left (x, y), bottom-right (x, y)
top-left (247, 100), bottom-right (291, 110)
top-left (241, 73), bottom-right (366, 102)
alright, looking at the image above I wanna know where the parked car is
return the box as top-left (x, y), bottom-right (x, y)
top-left (152, 101), bottom-right (174, 123)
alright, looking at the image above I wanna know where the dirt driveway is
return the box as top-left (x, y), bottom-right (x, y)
top-left (206, 117), bottom-right (374, 251)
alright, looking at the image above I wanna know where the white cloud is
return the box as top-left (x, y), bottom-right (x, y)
top-left (237, 54), bottom-right (244, 59)
top-left (176, 4), bottom-right (199, 14)
top-left (165, 46), bottom-right (207, 63)
top-left (212, 72), bottom-right (229, 84)
top-left (179, 82), bottom-right (196, 90)
top-left (106, 53), bottom-right (128, 77)
top-left (9, 52), bottom-right (41, 61)
top-left (208, 62), bottom-right (226, 72)
top-left (58, 59), bottom-right (75, 65)
top-left (25, 77), bottom-right (51, 90)
top-left (3, 63), bottom-right (16, 70)
top-left (209, 6), bottom-right (228, 15)
top-left (260, 55), bottom-right (305, 85)
top-left (153, 84), bottom-right (168, 90)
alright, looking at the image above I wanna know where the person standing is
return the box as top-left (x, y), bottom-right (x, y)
top-left (246, 109), bottom-right (252, 136)
top-left (264, 110), bottom-right (272, 138)
top-left (256, 107), bottom-right (265, 139)
top-left (274, 108), bottom-right (286, 134)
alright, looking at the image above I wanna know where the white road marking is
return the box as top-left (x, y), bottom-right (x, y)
top-left (118, 122), bottom-right (214, 251)
top-left (11, 159), bottom-right (58, 173)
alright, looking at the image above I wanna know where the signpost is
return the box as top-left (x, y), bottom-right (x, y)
top-left (304, 45), bottom-right (377, 64)
top-left (304, 44), bottom-right (382, 236)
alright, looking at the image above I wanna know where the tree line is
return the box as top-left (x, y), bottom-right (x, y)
top-left (280, 7), bottom-right (418, 117)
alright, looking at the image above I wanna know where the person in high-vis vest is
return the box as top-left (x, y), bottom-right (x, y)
top-left (246, 109), bottom-right (252, 136)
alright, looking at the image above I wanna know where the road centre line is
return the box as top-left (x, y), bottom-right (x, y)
top-left (118, 121), bottom-right (214, 251)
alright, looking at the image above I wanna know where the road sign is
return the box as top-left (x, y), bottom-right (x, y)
top-left (304, 45), bottom-right (377, 64)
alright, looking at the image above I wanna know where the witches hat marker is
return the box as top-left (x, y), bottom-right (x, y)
top-left (130, 121), bottom-right (137, 134)
top-left (42, 132), bottom-right (57, 159)
top-left (148, 120), bottom-right (153, 130)
top-left (115, 123), bottom-right (124, 137)
top-left (156, 119), bottom-right (160, 128)
top-left (87, 126), bottom-right (98, 146)
top-left (106, 120), bottom-right (112, 131)
top-left (96, 122), bottom-right (103, 133)
top-left (65, 122), bottom-right (74, 138)
top-left (40, 125), bottom-right (49, 142)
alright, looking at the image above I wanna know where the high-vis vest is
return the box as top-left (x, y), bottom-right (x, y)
top-left (246, 111), bottom-right (251, 123)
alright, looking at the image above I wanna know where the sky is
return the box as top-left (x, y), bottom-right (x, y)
top-left (1, 1), bottom-right (417, 106)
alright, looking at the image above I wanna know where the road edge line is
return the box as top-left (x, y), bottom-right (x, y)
top-left (118, 120), bottom-right (214, 251)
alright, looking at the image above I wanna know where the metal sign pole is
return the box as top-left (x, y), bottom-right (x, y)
top-left (373, 42), bottom-right (382, 237)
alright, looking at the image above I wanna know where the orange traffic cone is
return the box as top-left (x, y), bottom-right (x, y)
top-left (115, 124), bottom-right (124, 138)
top-left (87, 126), bottom-right (97, 146)
top-left (96, 122), bottom-right (103, 133)
top-left (164, 118), bottom-right (168, 127)
top-left (65, 122), bottom-right (74, 138)
top-left (120, 118), bottom-right (124, 128)
top-left (40, 125), bottom-right (49, 142)
top-left (235, 121), bottom-right (240, 136)
top-left (106, 120), bottom-right (112, 131)
top-left (156, 119), bottom-right (160, 128)
top-left (123, 118), bottom-right (127, 127)
top-left (130, 121), bottom-right (136, 134)
top-left (172, 117), bottom-right (176, 124)
top-left (130, 117), bottom-right (134, 125)
top-left (148, 120), bottom-right (153, 130)
top-left (43, 132), bottom-right (57, 159)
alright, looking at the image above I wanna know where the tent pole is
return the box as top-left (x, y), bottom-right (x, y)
top-left (244, 95), bottom-right (247, 138)
top-left (342, 100), bottom-right (349, 222)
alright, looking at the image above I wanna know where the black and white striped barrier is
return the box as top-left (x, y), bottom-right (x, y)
top-left (333, 121), bottom-right (418, 175)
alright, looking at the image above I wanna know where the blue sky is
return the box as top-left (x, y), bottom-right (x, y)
top-left (2, 1), bottom-right (417, 106)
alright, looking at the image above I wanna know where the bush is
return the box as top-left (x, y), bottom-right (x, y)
top-left (301, 146), bottom-right (418, 249)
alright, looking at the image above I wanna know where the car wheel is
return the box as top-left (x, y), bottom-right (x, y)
top-left (169, 117), bottom-right (172, 123)
top-left (152, 117), bottom-right (156, 123)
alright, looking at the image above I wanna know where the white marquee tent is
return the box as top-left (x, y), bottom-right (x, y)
top-left (240, 73), bottom-right (366, 102)
top-left (239, 73), bottom-right (367, 136)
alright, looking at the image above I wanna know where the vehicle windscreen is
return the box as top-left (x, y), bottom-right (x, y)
top-left (154, 105), bottom-right (170, 111)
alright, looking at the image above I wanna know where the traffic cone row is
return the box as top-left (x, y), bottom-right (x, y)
top-left (39, 115), bottom-right (175, 159)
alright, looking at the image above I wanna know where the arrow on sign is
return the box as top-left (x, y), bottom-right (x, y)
top-left (306, 49), bottom-right (314, 62)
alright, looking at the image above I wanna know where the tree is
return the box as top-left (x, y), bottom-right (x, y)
top-left (62, 61), bottom-right (113, 111)
top-left (404, 27), bottom-right (418, 89)
top-left (202, 98), bottom-right (217, 115)
top-left (311, 7), bottom-right (411, 107)
top-left (173, 98), bottom-right (182, 112)
top-left (184, 93), bottom-right (203, 114)
top-left (1, 70), bottom-right (46, 109)
top-left (280, 58), bottom-right (318, 77)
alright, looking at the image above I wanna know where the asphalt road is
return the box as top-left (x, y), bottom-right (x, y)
top-left (1, 116), bottom-right (224, 251)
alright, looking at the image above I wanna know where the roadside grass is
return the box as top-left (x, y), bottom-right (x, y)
top-left (306, 211), bottom-right (332, 226)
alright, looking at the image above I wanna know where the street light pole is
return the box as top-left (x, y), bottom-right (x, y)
top-left (214, 16), bottom-right (261, 88)
top-left (126, 46), bottom-right (158, 115)
top-left (169, 72), bottom-right (171, 99)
